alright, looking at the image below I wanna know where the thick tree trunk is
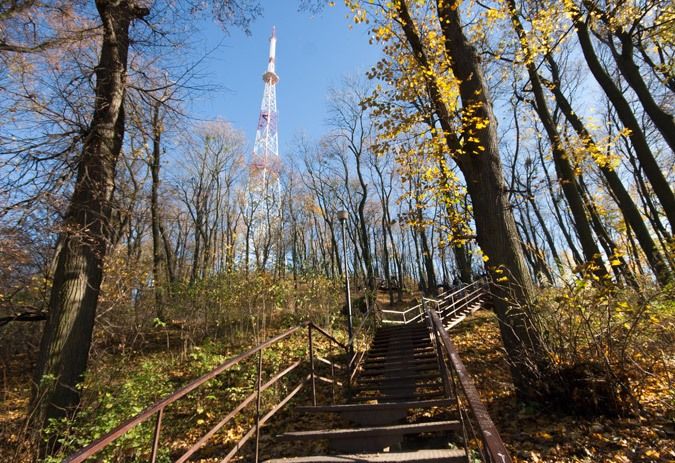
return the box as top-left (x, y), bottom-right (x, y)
top-left (32, 0), bottom-right (148, 452)
top-left (395, 0), bottom-right (550, 400)
top-left (451, 244), bottom-right (472, 283)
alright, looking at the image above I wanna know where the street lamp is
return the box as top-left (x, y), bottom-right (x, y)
top-left (337, 210), bottom-right (354, 357)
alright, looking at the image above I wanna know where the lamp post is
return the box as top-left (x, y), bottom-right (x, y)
top-left (337, 210), bottom-right (354, 357)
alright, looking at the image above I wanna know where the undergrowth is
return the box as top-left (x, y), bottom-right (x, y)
top-left (40, 322), bottom-right (350, 462)
top-left (533, 281), bottom-right (674, 416)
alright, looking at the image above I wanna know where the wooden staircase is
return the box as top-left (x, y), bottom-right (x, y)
top-left (265, 323), bottom-right (468, 462)
top-left (63, 278), bottom-right (512, 463)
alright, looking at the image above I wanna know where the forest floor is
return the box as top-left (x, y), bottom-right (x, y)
top-left (1, 291), bottom-right (673, 462)
top-left (452, 310), bottom-right (674, 463)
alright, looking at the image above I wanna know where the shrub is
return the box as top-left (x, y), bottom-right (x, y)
top-left (532, 281), bottom-right (674, 416)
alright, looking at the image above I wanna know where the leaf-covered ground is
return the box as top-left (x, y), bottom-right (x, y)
top-left (2, 293), bottom-right (672, 462)
top-left (450, 310), bottom-right (674, 463)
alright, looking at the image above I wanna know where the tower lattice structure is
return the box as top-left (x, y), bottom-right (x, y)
top-left (247, 27), bottom-right (283, 270)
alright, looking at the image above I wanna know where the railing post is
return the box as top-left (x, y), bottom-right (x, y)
top-left (330, 341), bottom-right (336, 404)
top-left (254, 349), bottom-right (263, 463)
top-left (150, 408), bottom-right (163, 463)
top-left (308, 325), bottom-right (316, 406)
top-left (428, 310), bottom-right (452, 397)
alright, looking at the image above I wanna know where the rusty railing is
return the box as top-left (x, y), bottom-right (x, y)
top-left (426, 307), bottom-right (512, 463)
top-left (64, 322), bottom-right (348, 463)
top-left (346, 300), bottom-right (379, 386)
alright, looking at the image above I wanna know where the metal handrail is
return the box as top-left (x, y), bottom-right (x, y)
top-left (438, 286), bottom-right (486, 326)
top-left (347, 303), bottom-right (378, 384)
top-left (381, 278), bottom-right (489, 325)
top-left (64, 321), bottom-right (349, 463)
top-left (427, 308), bottom-right (512, 463)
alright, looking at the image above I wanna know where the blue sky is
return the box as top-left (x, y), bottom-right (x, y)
top-left (190, 2), bottom-right (381, 156)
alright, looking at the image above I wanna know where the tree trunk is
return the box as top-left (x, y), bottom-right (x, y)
top-left (355, 155), bottom-right (376, 301)
top-left (546, 52), bottom-right (672, 285)
top-left (452, 243), bottom-right (473, 283)
top-left (507, 1), bottom-right (608, 280)
top-left (32, 0), bottom-right (148, 452)
top-left (528, 195), bottom-right (563, 273)
top-left (150, 101), bottom-right (166, 320)
top-left (578, 174), bottom-right (640, 288)
top-left (395, 0), bottom-right (550, 400)
top-left (610, 32), bottom-right (675, 153)
top-left (572, 11), bottom-right (675, 229)
top-left (418, 221), bottom-right (437, 295)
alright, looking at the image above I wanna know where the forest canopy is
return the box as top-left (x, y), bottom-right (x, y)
top-left (0, 0), bottom-right (673, 461)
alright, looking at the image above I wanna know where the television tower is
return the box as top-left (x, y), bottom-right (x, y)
top-left (247, 27), bottom-right (283, 270)
top-left (251, 26), bottom-right (280, 179)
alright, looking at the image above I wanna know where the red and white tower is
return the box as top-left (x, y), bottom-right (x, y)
top-left (247, 27), bottom-right (283, 270)
top-left (251, 26), bottom-right (280, 179)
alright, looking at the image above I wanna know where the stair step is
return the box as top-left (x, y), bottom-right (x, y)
top-left (376, 323), bottom-right (426, 332)
top-left (373, 333), bottom-right (428, 340)
top-left (362, 359), bottom-right (439, 370)
top-left (357, 372), bottom-right (440, 384)
top-left (359, 364), bottom-right (439, 377)
top-left (365, 352), bottom-right (436, 363)
top-left (264, 448), bottom-right (467, 462)
top-left (352, 390), bottom-right (445, 402)
top-left (364, 356), bottom-right (437, 366)
top-left (296, 398), bottom-right (452, 414)
top-left (277, 420), bottom-right (460, 442)
top-left (296, 398), bottom-right (453, 426)
top-left (353, 380), bottom-right (442, 392)
top-left (371, 338), bottom-right (430, 346)
top-left (369, 348), bottom-right (436, 357)
top-left (370, 342), bottom-right (430, 350)
top-left (366, 350), bottom-right (434, 359)
top-left (373, 335), bottom-right (428, 342)
top-left (368, 345), bottom-right (435, 354)
top-left (375, 326), bottom-right (426, 332)
top-left (373, 331), bottom-right (428, 338)
top-left (373, 335), bottom-right (427, 341)
top-left (373, 330), bottom-right (428, 339)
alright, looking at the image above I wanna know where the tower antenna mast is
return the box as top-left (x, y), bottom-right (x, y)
top-left (247, 27), bottom-right (283, 271)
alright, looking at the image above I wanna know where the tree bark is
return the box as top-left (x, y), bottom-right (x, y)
top-left (150, 101), bottom-right (166, 319)
top-left (32, 0), bottom-right (148, 451)
top-left (395, 0), bottom-right (550, 399)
